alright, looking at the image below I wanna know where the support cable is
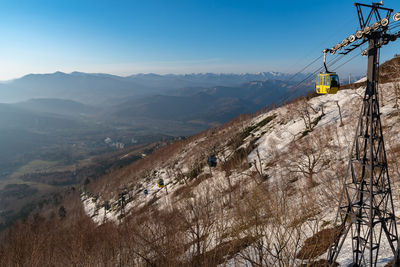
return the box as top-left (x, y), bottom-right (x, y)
top-left (284, 55), bottom-right (322, 83)
top-left (293, 52), bottom-right (354, 89)
top-left (281, 16), bottom-right (356, 80)
top-left (332, 46), bottom-right (367, 71)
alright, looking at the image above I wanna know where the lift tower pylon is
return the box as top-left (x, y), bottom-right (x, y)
top-left (327, 3), bottom-right (400, 266)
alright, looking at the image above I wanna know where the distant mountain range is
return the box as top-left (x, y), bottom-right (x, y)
top-left (0, 70), bottom-right (313, 177)
top-left (110, 80), bottom-right (309, 124)
top-left (0, 71), bottom-right (309, 105)
top-left (0, 71), bottom-right (314, 137)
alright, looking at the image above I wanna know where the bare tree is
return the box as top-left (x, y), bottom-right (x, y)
top-left (232, 184), bottom-right (271, 266)
top-left (285, 135), bottom-right (330, 188)
top-left (335, 101), bottom-right (344, 127)
top-left (253, 149), bottom-right (266, 183)
top-left (231, 183), bottom-right (308, 267)
top-left (295, 99), bottom-right (320, 132)
top-left (176, 188), bottom-right (216, 266)
top-left (393, 81), bottom-right (400, 110)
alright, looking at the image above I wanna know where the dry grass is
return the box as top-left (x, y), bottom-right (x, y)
top-left (172, 173), bottom-right (211, 200)
top-left (189, 236), bottom-right (256, 267)
top-left (301, 259), bottom-right (339, 267)
top-left (296, 227), bottom-right (340, 260)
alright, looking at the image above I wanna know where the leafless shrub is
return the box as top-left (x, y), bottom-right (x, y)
top-left (284, 134), bottom-right (331, 188)
top-left (175, 187), bottom-right (217, 266)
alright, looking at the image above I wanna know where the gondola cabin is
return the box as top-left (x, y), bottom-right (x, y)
top-left (157, 178), bottom-right (165, 188)
top-left (315, 73), bottom-right (340, 94)
top-left (207, 156), bottom-right (217, 167)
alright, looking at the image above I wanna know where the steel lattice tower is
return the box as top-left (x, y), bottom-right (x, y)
top-left (327, 3), bottom-right (400, 266)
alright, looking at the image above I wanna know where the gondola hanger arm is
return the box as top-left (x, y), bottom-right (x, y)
top-left (322, 49), bottom-right (331, 73)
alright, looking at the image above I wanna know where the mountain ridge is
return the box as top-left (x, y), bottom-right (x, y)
top-left (0, 71), bottom-right (310, 105)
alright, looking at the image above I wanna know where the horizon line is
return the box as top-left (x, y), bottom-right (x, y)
top-left (0, 70), bottom-right (305, 82)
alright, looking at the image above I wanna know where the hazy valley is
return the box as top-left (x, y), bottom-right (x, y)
top-left (0, 71), bottom-right (312, 230)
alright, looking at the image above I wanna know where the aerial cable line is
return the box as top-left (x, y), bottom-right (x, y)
top-left (282, 17), bottom-right (354, 80)
top-left (297, 41), bottom-right (366, 90)
top-left (287, 8), bottom-right (400, 90)
top-left (389, 23), bottom-right (400, 29)
top-left (293, 66), bottom-right (324, 89)
top-left (388, 25), bottom-right (400, 33)
top-left (277, 43), bottom-right (358, 103)
top-left (332, 44), bottom-right (368, 71)
top-left (293, 53), bottom-right (349, 89)
top-left (285, 35), bottom-right (355, 84)
top-left (290, 51), bottom-right (346, 88)
top-left (284, 55), bottom-right (322, 83)
top-left (333, 52), bottom-right (362, 71)
top-left (283, 17), bottom-right (370, 91)
top-left (296, 48), bottom-right (359, 88)
top-left (327, 54), bottom-right (346, 67)
top-left (388, 20), bottom-right (400, 29)
top-left (275, 64), bottom-right (325, 104)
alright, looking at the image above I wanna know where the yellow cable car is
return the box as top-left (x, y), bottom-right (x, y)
top-left (157, 178), bottom-right (165, 188)
top-left (315, 49), bottom-right (340, 94)
top-left (315, 73), bottom-right (340, 94)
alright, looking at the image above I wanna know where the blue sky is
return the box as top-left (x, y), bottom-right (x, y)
top-left (0, 0), bottom-right (400, 80)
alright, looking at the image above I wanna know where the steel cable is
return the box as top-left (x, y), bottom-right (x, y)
top-left (284, 55), bottom-right (322, 83)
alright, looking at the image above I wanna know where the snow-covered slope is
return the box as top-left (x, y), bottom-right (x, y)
top-left (83, 81), bottom-right (400, 266)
